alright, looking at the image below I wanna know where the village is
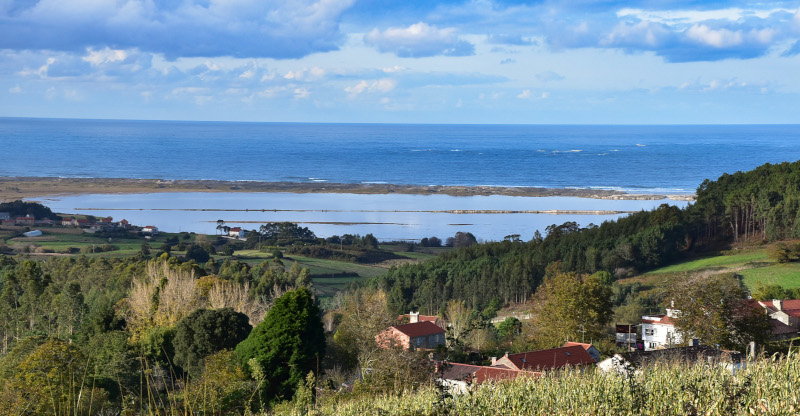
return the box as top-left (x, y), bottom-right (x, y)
top-left (374, 300), bottom-right (800, 394)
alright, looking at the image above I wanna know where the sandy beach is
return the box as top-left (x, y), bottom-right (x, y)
top-left (0, 176), bottom-right (694, 202)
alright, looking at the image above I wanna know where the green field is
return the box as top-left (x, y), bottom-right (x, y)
top-left (627, 246), bottom-right (800, 291)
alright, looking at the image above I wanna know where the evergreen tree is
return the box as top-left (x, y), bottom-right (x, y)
top-left (235, 287), bottom-right (325, 403)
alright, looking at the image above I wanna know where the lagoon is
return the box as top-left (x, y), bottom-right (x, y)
top-left (35, 192), bottom-right (690, 241)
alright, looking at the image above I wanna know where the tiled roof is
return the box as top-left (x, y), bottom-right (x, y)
top-left (771, 319), bottom-right (798, 335)
top-left (642, 315), bottom-right (676, 325)
top-left (500, 345), bottom-right (595, 371)
top-left (439, 362), bottom-right (535, 384)
top-left (759, 300), bottom-right (800, 317)
top-left (392, 321), bottom-right (445, 338)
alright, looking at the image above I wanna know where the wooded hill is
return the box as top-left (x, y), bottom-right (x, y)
top-left (376, 160), bottom-right (800, 314)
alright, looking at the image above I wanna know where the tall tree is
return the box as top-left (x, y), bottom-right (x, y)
top-left (669, 273), bottom-right (771, 351)
top-left (526, 268), bottom-right (613, 349)
top-left (235, 287), bottom-right (325, 404)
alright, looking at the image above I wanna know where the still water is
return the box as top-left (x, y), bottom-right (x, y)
top-left (36, 192), bottom-right (689, 241)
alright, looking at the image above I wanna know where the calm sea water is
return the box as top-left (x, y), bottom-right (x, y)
top-left (4, 118), bottom-right (800, 193)
top-left (5, 118), bottom-right (799, 240)
top-left (38, 193), bottom-right (689, 241)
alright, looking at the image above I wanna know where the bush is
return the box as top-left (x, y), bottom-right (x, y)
top-left (173, 308), bottom-right (252, 376)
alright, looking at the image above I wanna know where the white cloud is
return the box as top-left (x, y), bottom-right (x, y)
top-left (517, 89), bottom-right (531, 99)
top-left (9, 85), bottom-right (22, 93)
top-left (686, 25), bottom-right (744, 48)
top-left (83, 47), bottom-right (128, 66)
top-left (364, 22), bottom-right (474, 57)
top-left (294, 87), bottom-right (310, 99)
top-left (345, 78), bottom-right (396, 97)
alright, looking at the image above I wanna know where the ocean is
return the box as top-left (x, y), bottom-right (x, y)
top-left (4, 118), bottom-right (800, 193)
top-left (4, 118), bottom-right (800, 240)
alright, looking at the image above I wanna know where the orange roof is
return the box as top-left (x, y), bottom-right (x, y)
top-left (563, 342), bottom-right (593, 351)
top-left (642, 314), bottom-right (676, 325)
top-left (392, 321), bottom-right (445, 338)
top-left (498, 345), bottom-right (595, 371)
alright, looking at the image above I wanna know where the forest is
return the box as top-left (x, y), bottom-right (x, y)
top-left (376, 160), bottom-right (800, 314)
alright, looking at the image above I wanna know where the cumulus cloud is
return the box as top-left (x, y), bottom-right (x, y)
top-left (0, 0), bottom-right (355, 59)
top-left (364, 22), bottom-right (474, 57)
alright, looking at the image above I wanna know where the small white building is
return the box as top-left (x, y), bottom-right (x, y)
top-left (228, 227), bottom-right (246, 239)
top-left (142, 225), bottom-right (159, 235)
top-left (641, 308), bottom-right (685, 351)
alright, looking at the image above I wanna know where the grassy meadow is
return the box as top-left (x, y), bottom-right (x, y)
top-left (619, 244), bottom-right (800, 295)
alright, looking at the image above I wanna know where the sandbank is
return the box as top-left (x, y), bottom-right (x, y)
top-left (0, 176), bottom-right (695, 202)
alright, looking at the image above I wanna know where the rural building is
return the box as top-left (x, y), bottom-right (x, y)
top-left (641, 308), bottom-right (686, 351)
top-left (0, 212), bottom-right (9, 221)
top-left (758, 299), bottom-right (800, 327)
top-left (375, 321), bottom-right (446, 350)
top-left (228, 227), bottom-right (246, 239)
top-left (15, 216), bottom-right (35, 225)
top-left (398, 311), bottom-right (446, 329)
top-left (615, 324), bottom-right (638, 346)
top-left (598, 345), bottom-right (745, 376)
top-left (490, 345), bottom-right (596, 372)
top-left (142, 225), bottom-right (159, 235)
top-left (437, 362), bottom-right (534, 394)
top-left (563, 342), bottom-right (602, 362)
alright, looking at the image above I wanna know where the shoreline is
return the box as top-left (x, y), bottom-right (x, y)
top-left (0, 176), bottom-right (695, 202)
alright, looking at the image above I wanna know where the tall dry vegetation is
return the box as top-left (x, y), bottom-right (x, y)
top-left (121, 260), bottom-right (270, 340)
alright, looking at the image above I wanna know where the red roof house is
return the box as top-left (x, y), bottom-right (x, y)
top-left (438, 362), bottom-right (538, 393)
top-left (758, 299), bottom-right (800, 327)
top-left (490, 345), bottom-right (595, 371)
top-left (398, 311), bottom-right (446, 329)
top-left (376, 321), bottom-right (446, 350)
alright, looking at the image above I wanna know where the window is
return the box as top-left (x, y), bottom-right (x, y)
top-left (645, 328), bottom-right (655, 336)
top-left (648, 342), bottom-right (658, 349)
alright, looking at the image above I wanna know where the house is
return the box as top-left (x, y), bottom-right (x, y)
top-left (563, 342), bottom-right (602, 362)
top-left (61, 217), bottom-right (76, 226)
top-left (0, 212), bottom-right (10, 221)
top-left (375, 321), bottom-right (446, 350)
top-left (758, 299), bottom-right (800, 327)
top-left (437, 362), bottom-right (535, 394)
top-left (398, 311), bottom-right (446, 329)
top-left (100, 216), bottom-right (113, 223)
top-left (76, 219), bottom-right (91, 228)
top-left (15, 216), bottom-right (35, 225)
top-left (616, 324), bottom-right (638, 346)
top-left (228, 227), bottom-right (246, 239)
top-left (490, 345), bottom-right (596, 372)
top-left (119, 219), bottom-right (130, 229)
top-left (142, 225), bottom-right (159, 235)
top-left (598, 345), bottom-right (745, 376)
top-left (641, 308), bottom-right (686, 351)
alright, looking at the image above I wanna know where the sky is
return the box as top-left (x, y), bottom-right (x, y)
top-left (2, 0), bottom-right (800, 124)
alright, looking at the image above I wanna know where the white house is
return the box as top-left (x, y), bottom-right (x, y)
top-left (641, 308), bottom-right (685, 351)
top-left (142, 225), bottom-right (159, 235)
top-left (228, 227), bottom-right (246, 239)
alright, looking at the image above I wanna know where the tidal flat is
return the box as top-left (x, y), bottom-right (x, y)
top-left (33, 191), bottom-right (690, 241)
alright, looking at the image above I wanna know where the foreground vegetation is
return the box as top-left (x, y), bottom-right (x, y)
top-left (292, 352), bottom-right (800, 416)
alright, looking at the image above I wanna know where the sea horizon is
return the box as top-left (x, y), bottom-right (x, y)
top-left (5, 118), bottom-right (800, 196)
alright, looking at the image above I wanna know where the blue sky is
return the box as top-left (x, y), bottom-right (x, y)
top-left (2, 0), bottom-right (800, 123)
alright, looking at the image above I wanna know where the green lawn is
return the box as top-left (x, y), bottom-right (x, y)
top-left (283, 255), bottom-right (388, 279)
top-left (627, 246), bottom-right (800, 292)
top-left (645, 249), bottom-right (769, 275)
